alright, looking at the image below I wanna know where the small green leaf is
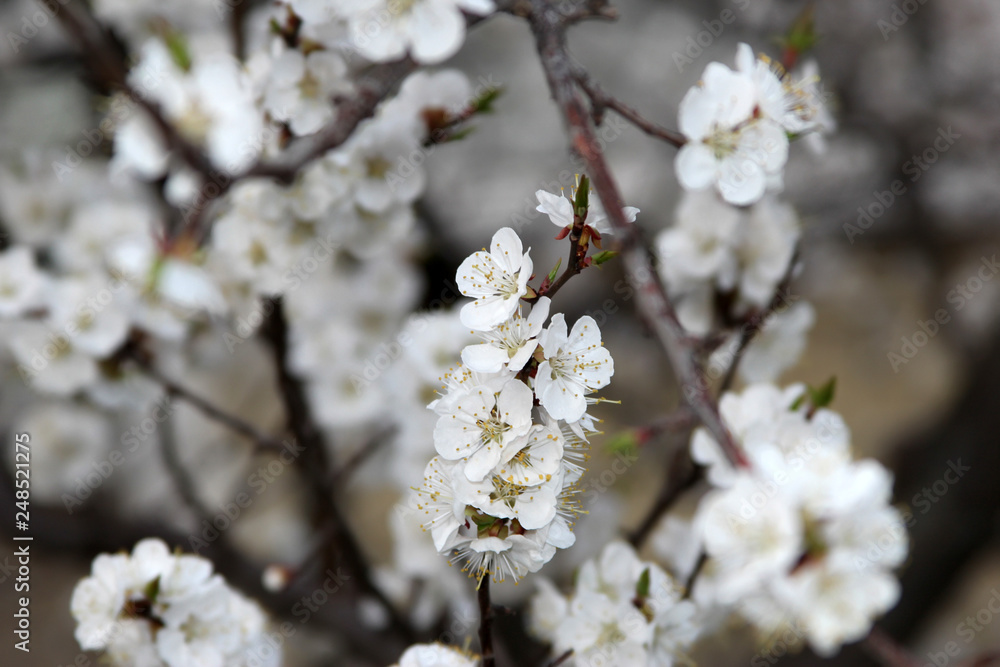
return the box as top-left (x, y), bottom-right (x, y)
top-left (574, 175), bottom-right (590, 218)
top-left (471, 86), bottom-right (504, 114)
top-left (636, 568), bottom-right (650, 598)
top-left (789, 392), bottom-right (807, 412)
top-left (546, 258), bottom-right (562, 285)
top-left (144, 576), bottom-right (161, 603)
top-left (775, 3), bottom-right (818, 57)
top-left (808, 376), bottom-right (837, 410)
top-left (606, 430), bottom-right (638, 458)
top-left (591, 250), bottom-right (619, 266)
top-left (444, 126), bottom-right (476, 143)
top-left (164, 31), bottom-right (192, 72)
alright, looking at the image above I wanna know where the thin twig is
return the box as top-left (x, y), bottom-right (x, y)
top-left (573, 66), bottom-right (686, 148)
top-left (127, 353), bottom-right (288, 453)
top-left (864, 627), bottom-right (920, 667)
top-left (719, 250), bottom-right (800, 393)
top-left (158, 409), bottom-right (213, 520)
top-left (546, 649), bottom-right (574, 667)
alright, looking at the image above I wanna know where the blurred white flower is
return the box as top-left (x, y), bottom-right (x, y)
top-left (0, 246), bottom-right (44, 318)
top-left (346, 0), bottom-right (495, 64)
top-left (71, 538), bottom-right (278, 667)
top-left (675, 49), bottom-right (789, 206)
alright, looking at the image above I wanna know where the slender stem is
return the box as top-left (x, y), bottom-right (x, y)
top-left (478, 577), bottom-right (496, 667)
top-left (719, 251), bottom-right (800, 393)
top-left (864, 627), bottom-right (920, 667)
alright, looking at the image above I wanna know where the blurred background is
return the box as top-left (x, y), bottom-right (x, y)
top-left (2, 0), bottom-right (1000, 665)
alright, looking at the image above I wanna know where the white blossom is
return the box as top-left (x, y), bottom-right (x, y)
top-left (675, 49), bottom-right (789, 205)
top-left (535, 313), bottom-right (613, 423)
top-left (345, 0), bottom-right (495, 64)
top-left (461, 297), bottom-right (550, 373)
top-left (456, 227), bottom-right (533, 331)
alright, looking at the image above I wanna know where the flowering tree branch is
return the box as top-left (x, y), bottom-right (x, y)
top-left (510, 0), bottom-right (748, 469)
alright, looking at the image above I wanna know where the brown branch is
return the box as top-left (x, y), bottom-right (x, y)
top-left (259, 297), bottom-right (416, 645)
top-left (572, 66), bottom-right (686, 148)
top-left (478, 577), bottom-right (496, 667)
top-left (864, 627), bottom-right (921, 667)
top-left (516, 0), bottom-right (748, 469)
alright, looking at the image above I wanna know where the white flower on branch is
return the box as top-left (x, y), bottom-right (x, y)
top-left (456, 227), bottom-right (533, 331)
top-left (461, 297), bottom-right (550, 373)
top-left (262, 47), bottom-right (351, 136)
top-left (530, 541), bottom-right (699, 667)
top-left (674, 46), bottom-right (789, 206)
top-left (535, 313), bottom-right (614, 423)
top-left (535, 182), bottom-right (640, 236)
top-left (344, 0), bottom-right (496, 64)
top-left (690, 382), bottom-right (908, 655)
top-left (432, 374), bottom-right (534, 481)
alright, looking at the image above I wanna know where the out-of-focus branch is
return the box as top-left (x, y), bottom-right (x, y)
top-left (719, 250), bottom-right (800, 393)
top-left (55, 0), bottom-right (497, 245)
top-left (259, 297), bottom-right (416, 646)
top-left (510, 0), bottom-right (747, 469)
top-left (628, 446), bottom-right (701, 547)
top-left (546, 649), bottom-right (574, 667)
top-left (125, 348), bottom-right (288, 453)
